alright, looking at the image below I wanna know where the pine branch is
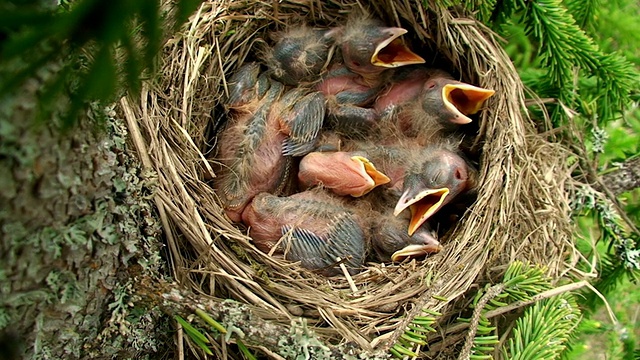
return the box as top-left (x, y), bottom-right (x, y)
top-left (523, 0), bottom-right (598, 86)
top-left (425, 282), bottom-right (589, 357)
top-left (463, 0), bottom-right (498, 23)
top-left (494, 0), bottom-right (638, 125)
top-left (500, 293), bottom-right (581, 360)
top-left (443, 262), bottom-right (556, 359)
top-left (564, 0), bottom-right (601, 31)
top-left (0, 0), bottom-right (200, 129)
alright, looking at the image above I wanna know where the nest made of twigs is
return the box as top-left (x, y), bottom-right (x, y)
top-left (120, 0), bottom-right (579, 355)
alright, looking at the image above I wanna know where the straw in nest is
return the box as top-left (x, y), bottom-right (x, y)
top-left (120, 0), bottom-right (580, 356)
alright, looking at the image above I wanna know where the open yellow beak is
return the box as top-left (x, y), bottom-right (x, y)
top-left (371, 28), bottom-right (425, 68)
top-left (442, 83), bottom-right (495, 124)
top-left (394, 187), bottom-right (449, 236)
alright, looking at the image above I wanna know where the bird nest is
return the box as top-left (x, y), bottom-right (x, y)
top-left (120, 0), bottom-right (577, 356)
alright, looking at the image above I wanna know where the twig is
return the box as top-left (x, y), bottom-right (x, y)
top-left (176, 320), bottom-right (184, 360)
top-left (256, 345), bottom-right (287, 360)
top-left (443, 281), bottom-right (590, 336)
top-left (457, 284), bottom-right (505, 360)
top-left (337, 257), bottom-right (358, 294)
top-left (584, 281), bottom-right (618, 325)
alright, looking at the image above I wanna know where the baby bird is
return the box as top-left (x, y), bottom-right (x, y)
top-left (296, 138), bottom-right (476, 236)
top-left (215, 63), bottom-right (325, 222)
top-left (392, 143), bottom-right (476, 236)
top-left (242, 190), bottom-right (366, 276)
top-left (242, 188), bottom-right (443, 276)
top-left (371, 213), bottom-right (441, 262)
top-left (298, 151), bottom-right (391, 197)
top-left (362, 188), bottom-right (443, 262)
top-left (338, 17), bottom-right (425, 85)
top-left (265, 26), bottom-right (340, 85)
top-left (317, 17), bottom-right (425, 136)
top-left (296, 138), bottom-right (424, 197)
top-left (375, 67), bottom-right (495, 139)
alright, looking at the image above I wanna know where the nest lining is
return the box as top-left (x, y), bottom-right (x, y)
top-left (120, 0), bottom-right (580, 354)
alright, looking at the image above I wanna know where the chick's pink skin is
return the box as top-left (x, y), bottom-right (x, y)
top-left (298, 151), bottom-right (390, 197)
top-left (316, 67), bottom-right (376, 106)
top-left (217, 106), bottom-right (290, 222)
top-left (374, 67), bottom-right (433, 113)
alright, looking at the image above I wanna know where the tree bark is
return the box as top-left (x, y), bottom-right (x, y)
top-left (596, 157), bottom-right (640, 197)
top-left (0, 73), bottom-right (170, 359)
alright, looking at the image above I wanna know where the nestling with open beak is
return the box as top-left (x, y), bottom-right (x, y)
top-left (375, 67), bottom-right (495, 139)
top-left (297, 135), bottom-right (476, 235)
top-left (215, 63), bottom-right (325, 222)
top-left (297, 135), bottom-right (429, 198)
top-left (242, 188), bottom-right (443, 275)
top-left (317, 17), bottom-right (425, 136)
top-left (360, 186), bottom-right (443, 262)
top-left (298, 150), bottom-right (391, 197)
top-left (392, 143), bottom-right (477, 236)
top-left (371, 208), bottom-right (442, 262)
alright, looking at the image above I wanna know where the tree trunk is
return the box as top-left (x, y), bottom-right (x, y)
top-left (0, 74), bottom-right (171, 359)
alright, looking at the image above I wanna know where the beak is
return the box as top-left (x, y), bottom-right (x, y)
top-left (351, 156), bottom-right (391, 196)
top-left (390, 243), bottom-right (443, 262)
top-left (442, 84), bottom-right (495, 124)
top-left (394, 187), bottom-right (449, 235)
top-left (371, 28), bottom-right (425, 68)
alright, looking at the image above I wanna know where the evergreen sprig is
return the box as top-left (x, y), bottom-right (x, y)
top-left (500, 294), bottom-right (580, 360)
top-left (390, 309), bottom-right (441, 359)
top-left (564, 0), bottom-right (601, 31)
top-left (474, 0), bottom-right (638, 126)
top-left (174, 309), bottom-right (262, 358)
top-left (456, 262), bottom-right (555, 359)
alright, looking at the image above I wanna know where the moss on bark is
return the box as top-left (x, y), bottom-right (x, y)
top-left (0, 67), bottom-right (172, 359)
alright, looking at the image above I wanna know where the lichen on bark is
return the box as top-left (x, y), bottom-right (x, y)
top-left (0, 67), bottom-right (172, 359)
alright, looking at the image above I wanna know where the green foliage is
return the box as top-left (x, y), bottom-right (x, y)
top-left (0, 0), bottom-right (200, 128)
top-left (175, 315), bottom-right (214, 355)
top-left (564, 0), bottom-right (600, 31)
top-left (569, 148), bottom-right (640, 359)
top-left (390, 310), bottom-right (440, 358)
top-left (391, 263), bottom-right (575, 359)
top-left (475, 262), bottom-right (554, 310)
top-left (566, 290), bottom-right (639, 360)
top-left (501, 294), bottom-right (580, 360)
top-left (456, 262), bottom-right (557, 359)
top-left (589, 0), bottom-right (640, 65)
top-left (572, 185), bottom-right (640, 274)
top-left (175, 309), bottom-right (264, 359)
top-left (484, 0), bottom-right (640, 356)
top-left (468, 0), bottom-right (639, 127)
